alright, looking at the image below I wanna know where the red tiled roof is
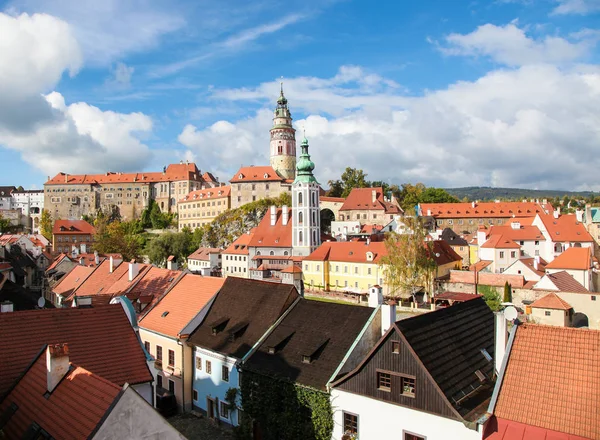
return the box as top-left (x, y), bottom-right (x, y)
top-left (319, 196), bottom-right (345, 203)
top-left (230, 166), bottom-right (285, 183)
top-left (281, 265), bottom-right (303, 273)
top-left (46, 253), bottom-right (69, 272)
top-left (535, 271), bottom-right (589, 293)
top-left (546, 247), bottom-right (592, 271)
top-left (52, 219), bottom-right (95, 235)
top-left (536, 213), bottom-right (593, 243)
top-left (530, 292), bottom-right (573, 310)
top-left (469, 260), bottom-right (493, 271)
top-left (487, 224), bottom-right (544, 241)
top-left (484, 417), bottom-right (592, 440)
top-left (103, 263), bottom-right (151, 297)
top-left (45, 163), bottom-right (202, 185)
top-left (0, 305), bottom-right (153, 398)
top-left (493, 324), bottom-right (600, 439)
top-left (248, 208), bottom-right (292, 248)
top-left (188, 247), bottom-right (222, 261)
top-left (360, 224), bottom-right (384, 233)
top-left (340, 187), bottom-right (401, 214)
top-left (223, 228), bottom-right (256, 255)
top-left (420, 201), bottom-right (553, 219)
top-left (514, 257), bottom-right (547, 277)
top-left (52, 265), bottom-right (95, 297)
top-left (139, 273), bottom-right (224, 338)
top-left (481, 234), bottom-right (521, 249)
top-left (70, 258), bottom-right (126, 297)
top-left (435, 292), bottom-right (482, 302)
top-left (179, 185), bottom-right (230, 203)
top-left (202, 171), bottom-right (218, 183)
top-left (305, 241), bottom-right (387, 263)
top-left (0, 351), bottom-right (121, 439)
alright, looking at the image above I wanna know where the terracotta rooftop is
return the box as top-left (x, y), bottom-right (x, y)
top-left (125, 267), bottom-right (182, 315)
top-left (435, 291), bottom-right (482, 302)
top-left (513, 257), bottom-right (547, 277)
top-left (230, 165), bottom-right (285, 183)
top-left (319, 196), bottom-right (345, 203)
top-left (52, 265), bottom-right (95, 298)
top-left (487, 224), bottom-right (544, 241)
top-left (139, 273), bottom-right (224, 338)
top-left (52, 219), bottom-right (95, 235)
top-left (534, 271), bottom-right (589, 294)
top-left (248, 208), bottom-right (292, 248)
top-left (339, 187), bottom-right (401, 214)
top-left (0, 349), bottom-right (121, 439)
top-left (493, 324), bottom-right (600, 439)
top-left (480, 234), bottom-right (521, 249)
top-left (484, 417), bottom-right (591, 440)
top-left (45, 163), bottom-right (202, 185)
top-left (69, 258), bottom-right (126, 298)
top-left (179, 185), bottom-right (230, 203)
top-left (535, 213), bottom-right (593, 243)
top-left (304, 241), bottom-right (388, 264)
top-left (530, 292), bottom-right (573, 310)
top-left (0, 305), bottom-right (152, 398)
top-left (281, 265), bottom-right (303, 273)
top-left (420, 201), bottom-right (553, 219)
top-left (188, 247), bottom-right (222, 261)
top-left (545, 247), bottom-right (592, 271)
top-left (440, 228), bottom-right (469, 246)
top-left (470, 260), bottom-right (493, 272)
top-left (223, 228), bottom-right (256, 255)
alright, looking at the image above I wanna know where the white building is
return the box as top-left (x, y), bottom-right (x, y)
top-left (187, 247), bottom-right (222, 275)
top-left (222, 229), bottom-right (255, 278)
top-left (11, 190), bottom-right (44, 232)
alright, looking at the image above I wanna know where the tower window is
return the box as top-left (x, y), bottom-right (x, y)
top-left (299, 231), bottom-right (303, 245)
top-left (278, 145), bottom-right (282, 154)
top-left (298, 212), bottom-right (303, 225)
top-left (298, 192), bottom-right (303, 206)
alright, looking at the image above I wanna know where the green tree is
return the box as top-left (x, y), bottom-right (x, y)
top-left (16, 185), bottom-right (24, 192)
top-left (419, 187), bottom-right (459, 204)
top-left (325, 179), bottom-right (344, 197)
top-left (503, 281), bottom-right (512, 303)
top-left (379, 213), bottom-right (436, 301)
top-left (93, 219), bottom-right (142, 261)
top-left (479, 285), bottom-right (502, 311)
top-left (145, 231), bottom-right (194, 267)
top-left (0, 213), bottom-right (11, 233)
top-left (340, 167), bottom-right (369, 197)
top-left (40, 210), bottom-right (53, 241)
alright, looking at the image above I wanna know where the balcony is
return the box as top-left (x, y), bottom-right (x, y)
top-left (154, 360), bottom-right (162, 370)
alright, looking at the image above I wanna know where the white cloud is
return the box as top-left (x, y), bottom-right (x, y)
top-left (219, 13), bottom-right (304, 49)
top-left (553, 0), bottom-right (600, 15)
top-left (178, 64), bottom-right (600, 191)
top-left (440, 23), bottom-right (598, 66)
top-left (106, 62), bottom-right (135, 88)
top-left (0, 12), bottom-right (154, 175)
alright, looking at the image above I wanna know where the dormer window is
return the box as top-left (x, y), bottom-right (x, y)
top-left (239, 174), bottom-right (244, 179)
top-left (366, 252), bottom-right (374, 261)
top-left (210, 317), bottom-right (229, 335)
top-left (302, 355), bottom-right (312, 364)
top-left (264, 173), bottom-right (269, 178)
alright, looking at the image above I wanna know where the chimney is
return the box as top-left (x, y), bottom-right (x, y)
top-left (534, 255), bottom-right (540, 271)
top-left (80, 243), bottom-right (87, 254)
top-left (494, 312), bottom-right (508, 375)
top-left (427, 209), bottom-right (431, 216)
top-left (471, 201), bottom-right (475, 209)
top-left (553, 210), bottom-right (559, 219)
top-left (270, 205), bottom-right (276, 226)
top-left (46, 343), bottom-right (70, 393)
top-left (282, 205), bottom-right (289, 226)
top-left (129, 260), bottom-right (139, 281)
top-left (65, 173), bottom-right (68, 183)
top-left (368, 285), bottom-right (383, 308)
top-left (372, 189), bottom-right (377, 204)
top-left (575, 210), bottom-right (584, 223)
top-left (109, 256), bottom-right (114, 273)
top-left (381, 300), bottom-right (397, 336)
top-left (94, 250), bottom-right (99, 265)
top-left (511, 221), bottom-right (520, 230)
top-left (1, 301), bottom-right (14, 313)
top-left (166, 255), bottom-right (178, 271)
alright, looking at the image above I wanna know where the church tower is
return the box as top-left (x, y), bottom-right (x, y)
top-left (292, 136), bottom-right (321, 257)
top-left (270, 84), bottom-right (297, 180)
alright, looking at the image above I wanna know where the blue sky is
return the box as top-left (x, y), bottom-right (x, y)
top-left (1, 0), bottom-right (600, 190)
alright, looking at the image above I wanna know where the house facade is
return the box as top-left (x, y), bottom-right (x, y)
top-left (338, 187), bottom-right (402, 224)
top-left (187, 247), bottom-right (222, 274)
top-left (52, 219), bottom-right (95, 255)
top-left (222, 229), bottom-right (255, 278)
top-left (177, 186), bottom-right (231, 231)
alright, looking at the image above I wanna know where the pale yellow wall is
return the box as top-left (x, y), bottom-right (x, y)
top-left (222, 253), bottom-right (250, 278)
top-left (339, 209), bottom-right (392, 224)
top-left (178, 194), bottom-right (230, 231)
top-left (531, 308), bottom-right (570, 327)
top-left (303, 259), bottom-right (383, 293)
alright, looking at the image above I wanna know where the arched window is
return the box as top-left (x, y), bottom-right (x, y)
top-left (284, 251), bottom-right (289, 256)
top-left (298, 192), bottom-right (303, 206)
top-left (299, 231), bottom-right (303, 245)
top-left (298, 212), bottom-right (303, 225)
top-left (270, 251), bottom-right (274, 256)
top-left (312, 192), bottom-right (317, 204)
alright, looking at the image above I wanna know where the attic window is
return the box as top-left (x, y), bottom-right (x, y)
top-left (474, 370), bottom-right (487, 383)
top-left (238, 174), bottom-right (243, 179)
top-left (480, 348), bottom-right (492, 362)
top-left (210, 317), bottom-right (229, 335)
top-left (228, 322), bottom-right (249, 341)
top-left (264, 173), bottom-right (269, 178)
top-left (161, 311), bottom-right (169, 318)
top-left (302, 355), bottom-right (312, 364)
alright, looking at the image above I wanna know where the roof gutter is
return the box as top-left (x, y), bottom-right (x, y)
top-left (326, 305), bottom-right (380, 392)
top-left (487, 322), bottom-right (519, 414)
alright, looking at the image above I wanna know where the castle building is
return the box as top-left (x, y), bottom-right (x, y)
top-left (270, 84), bottom-right (297, 180)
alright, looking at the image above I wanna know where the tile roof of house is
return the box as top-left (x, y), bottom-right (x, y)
top-left (0, 305), bottom-right (152, 398)
top-left (430, 240), bottom-right (463, 266)
top-left (339, 187), bottom-right (401, 214)
top-left (223, 229), bottom-right (257, 255)
top-left (483, 417), bottom-right (592, 440)
top-left (230, 165), bottom-right (286, 183)
top-left (319, 196), bottom-right (345, 203)
top-left (187, 278), bottom-right (299, 358)
top-left (545, 247), bottom-right (592, 270)
top-left (469, 260), bottom-right (493, 272)
top-left (359, 224), bottom-right (384, 234)
top-left (248, 208), bottom-right (292, 248)
top-left (536, 213), bottom-right (593, 243)
top-left (188, 247), bottom-right (222, 261)
top-left (45, 253), bottom-right (70, 272)
top-left (513, 257), bottom-right (547, 277)
top-left (102, 263), bottom-right (152, 297)
top-left (487, 224), bottom-right (544, 241)
top-left (179, 185), bottom-right (231, 203)
top-left (139, 274), bottom-right (224, 338)
top-left (530, 292), bottom-right (573, 310)
top-left (244, 299), bottom-right (375, 390)
top-left (534, 271), bottom-right (589, 293)
top-left (202, 171), bottom-right (219, 183)
top-left (440, 228), bottom-right (469, 246)
top-left (52, 219), bottom-right (95, 235)
top-left (0, 349), bottom-right (121, 440)
top-left (125, 266), bottom-right (182, 313)
top-left (0, 186), bottom-right (16, 196)
top-left (420, 201), bottom-right (553, 219)
top-left (45, 163), bottom-right (201, 185)
top-left (304, 241), bottom-right (388, 263)
top-left (493, 324), bottom-right (600, 439)
top-left (52, 265), bottom-right (95, 298)
top-left (480, 234), bottom-right (521, 249)
top-left (69, 258), bottom-right (126, 297)
top-left (435, 291), bottom-right (482, 303)
top-left (280, 265), bottom-right (302, 273)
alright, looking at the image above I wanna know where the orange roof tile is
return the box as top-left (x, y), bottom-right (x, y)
top-left (52, 219), bottom-right (95, 235)
top-left (546, 247), bottom-right (592, 271)
top-left (139, 273), bottom-right (224, 338)
top-left (0, 351), bottom-right (121, 439)
top-left (484, 417), bottom-right (592, 440)
top-left (248, 208), bottom-right (292, 248)
top-left (103, 263), bottom-right (151, 297)
top-left (487, 224), bottom-right (544, 241)
top-left (46, 253), bottom-right (69, 272)
top-left (52, 265), bottom-right (95, 297)
top-left (469, 260), bottom-right (492, 272)
top-left (179, 185), bottom-right (230, 203)
top-left (71, 258), bottom-right (126, 297)
top-left (305, 241), bottom-right (387, 263)
top-left (224, 228), bottom-right (256, 255)
top-left (420, 201), bottom-right (553, 219)
top-left (494, 324), bottom-right (600, 439)
top-left (535, 271), bottom-right (590, 293)
top-left (230, 166), bottom-right (285, 183)
top-left (536, 213), bottom-right (593, 243)
top-left (0, 305), bottom-right (153, 398)
top-left (530, 292), bottom-right (573, 310)
top-left (340, 187), bottom-right (401, 214)
top-left (125, 266), bottom-right (181, 315)
top-left (319, 196), bottom-right (345, 203)
top-left (514, 257), bottom-right (548, 277)
top-left (281, 265), bottom-right (302, 273)
top-left (480, 234), bottom-right (521, 249)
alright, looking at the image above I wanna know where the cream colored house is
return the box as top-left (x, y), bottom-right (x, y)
top-left (530, 293), bottom-right (573, 327)
top-left (222, 229), bottom-right (255, 278)
top-left (178, 186), bottom-right (231, 231)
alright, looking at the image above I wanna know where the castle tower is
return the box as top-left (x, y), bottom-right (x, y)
top-left (270, 83), bottom-right (297, 180)
top-left (292, 136), bottom-right (321, 257)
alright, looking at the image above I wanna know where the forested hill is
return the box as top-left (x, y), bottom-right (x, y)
top-left (444, 187), bottom-right (596, 201)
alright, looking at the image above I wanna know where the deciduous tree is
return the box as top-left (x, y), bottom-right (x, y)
top-left (40, 210), bottom-right (53, 240)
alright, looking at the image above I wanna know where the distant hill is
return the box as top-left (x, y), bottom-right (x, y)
top-left (444, 186), bottom-right (596, 201)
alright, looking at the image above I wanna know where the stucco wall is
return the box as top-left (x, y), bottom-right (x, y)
top-left (531, 307), bottom-right (570, 327)
top-left (132, 382), bottom-right (154, 406)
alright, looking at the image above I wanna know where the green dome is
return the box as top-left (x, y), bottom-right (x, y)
top-left (294, 137), bottom-right (318, 184)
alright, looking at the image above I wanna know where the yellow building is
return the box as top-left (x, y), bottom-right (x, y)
top-left (178, 186), bottom-right (231, 231)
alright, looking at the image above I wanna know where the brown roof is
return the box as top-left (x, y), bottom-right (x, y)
top-left (45, 163), bottom-right (201, 185)
top-left (535, 271), bottom-right (589, 293)
top-left (0, 350), bottom-right (121, 439)
top-left (52, 220), bottom-right (95, 235)
top-left (230, 166), bottom-right (285, 183)
top-left (188, 247), bottom-right (222, 261)
top-left (537, 213), bottom-right (593, 243)
top-left (248, 208), bottom-right (292, 248)
top-left (179, 185), bottom-right (230, 203)
top-left (420, 201), bottom-right (553, 219)
top-left (0, 305), bottom-right (153, 398)
top-left (340, 187), bottom-right (401, 214)
top-left (530, 293), bottom-right (573, 310)
top-left (187, 278), bottom-right (299, 358)
top-left (494, 324), bottom-right (600, 439)
top-left (546, 247), bottom-right (592, 270)
top-left (139, 274), bottom-right (224, 338)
